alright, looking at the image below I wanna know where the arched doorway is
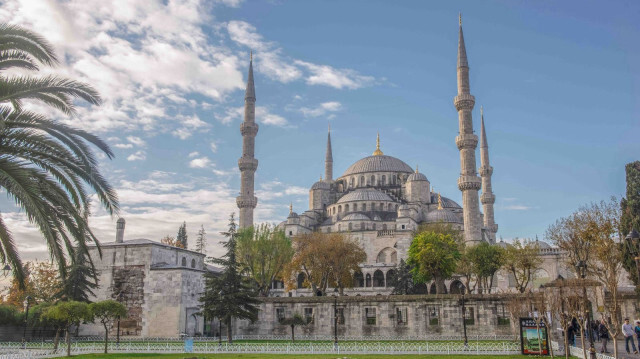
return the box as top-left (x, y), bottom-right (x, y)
top-left (449, 280), bottom-right (465, 294)
top-left (353, 272), bottom-right (364, 287)
top-left (373, 270), bottom-right (385, 287)
top-left (386, 269), bottom-right (396, 288)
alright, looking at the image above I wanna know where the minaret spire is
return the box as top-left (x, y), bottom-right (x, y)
top-left (325, 124), bottom-right (333, 181)
top-left (480, 107), bottom-right (497, 243)
top-left (237, 54), bottom-right (259, 229)
top-left (454, 17), bottom-right (483, 244)
top-left (373, 132), bottom-right (384, 156)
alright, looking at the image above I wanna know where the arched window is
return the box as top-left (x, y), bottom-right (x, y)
top-left (380, 203), bottom-right (384, 211)
top-left (297, 272), bottom-right (306, 289)
top-left (354, 272), bottom-right (364, 287)
top-left (388, 203), bottom-right (392, 211)
top-left (381, 175), bottom-right (386, 185)
top-left (350, 177), bottom-right (354, 187)
top-left (373, 270), bottom-right (385, 287)
top-left (360, 176), bottom-right (365, 186)
top-left (191, 259), bottom-right (196, 268)
top-left (382, 224), bottom-right (387, 230)
top-left (392, 175), bottom-right (397, 185)
top-left (345, 204), bottom-right (349, 212)
top-left (450, 280), bottom-right (464, 294)
top-left (360, 222), bottom-right (365, 230)
top-left (181, 257), bottom-right (187, 267)
top-left (370, 175), bottom-right (375, 186)
top-left (366, 274), bottom-right (372, 287)
top-left (362, 203), bottom-right (367, 211)
top-left (353, 203), bottom-right (358, 211)
top-left (386, 269), bottom-right (397, 288)
top-left (395, 204), bottom-right (399, 211)
top-left (372, 223), bottom-right (376, 230)
top-left (348, 223), bottom-right (352, 231)
top-left (338, 205), bottom-right (342, 213)
top-left (371, 203), bottom-right (376, 211)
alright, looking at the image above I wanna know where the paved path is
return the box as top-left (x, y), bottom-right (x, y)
top-left (574, 337), bottom-right (640, 359)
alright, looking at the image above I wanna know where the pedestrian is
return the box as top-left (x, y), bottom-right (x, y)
top-left (598, 320), bottom-right (609, 354)
top-left (635, 320), bottom-right (640, 351)
top-left (623, 318), bottom-right (638, 354)
top-left (593, 320), bottom-right (600, 342)
top-left (568, 320), bottom-right (576, 347)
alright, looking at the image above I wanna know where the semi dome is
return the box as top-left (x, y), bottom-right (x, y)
top-left (337, 189), bottom-right (393, 203)
top-left (341, 155), bottom-right (413, 177)
top-left (341, 213), bottom-right (370, 221)
top-left (311, 180), bottom-right (330, 190)
top-left (407, 172), bottom-right (428, 182)
top-left (430, 193), bottom-right (462, 209)
top-left (425, 209), bottom-right (462, 224)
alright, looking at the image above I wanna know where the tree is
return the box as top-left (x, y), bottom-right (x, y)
top-left (236, 224), bottom-right (294, 296)
top-left (3, 261), bottom-right (61, 308)
top-left (391, 259), bottom-right (416, 295)
top-left (200, 213), bottom-right (259, 343)
top-left (177, 222), bottom-right (188, 249)
top-left (467, 242), bottom-right (504, 293)
top-left (55, 250), bottom-right (98, 302)
top-left (280, 313), bottom-right (308, 342)
top-left (88, 300), bottom-right (127, 354)
top-left (456, 245), bottom-right (477, 294)
top-left (160, 235), bottom-right (184, 249)
top-left (620, 161), bottom-right (640, 287)
top-left (44, 301), bottom-right (90, 357)
top-left (0, 24), bottom-right (119, 284)
top-left (407, 230), bottom-right (460, 294)
top-left (501, 238), bottom-right (542, 293)
top-left (195, 225), bottom-right (207, 254)
top-left (285, 232), bottom-right (366, 296)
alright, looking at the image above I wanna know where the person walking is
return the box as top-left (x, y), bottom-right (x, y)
top-left (623, 318), bottom-right (638, 354)
top-left (598, 320), bottom-right (609, 354)
top-left (635, 321), bottom-right (640, 351)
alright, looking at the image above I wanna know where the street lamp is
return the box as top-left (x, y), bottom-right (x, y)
top-left (2, 265), bottom-right (10, 277)
top-left (457, 282), bottom-right (468, 348)
top-left (625, 229), bottom-right (640, 286)
top-left (574, 261), bottom-right (596, 359)
top-left (333, 288), bottom-right (339, 349)
top-left (22, 295), bottom-right (32, 348)
top-left (218, 289), bottom-right (223, 346)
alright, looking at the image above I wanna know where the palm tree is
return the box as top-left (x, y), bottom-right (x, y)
top-left (0, 23), bottom-right (119, 284)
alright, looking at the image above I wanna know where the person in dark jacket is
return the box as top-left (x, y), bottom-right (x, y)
top-left (598, 319), bottom-right (609, 353)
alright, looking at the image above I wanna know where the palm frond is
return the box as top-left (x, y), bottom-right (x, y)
top-left (0, 50), bottom-right (39, 71)
top-left (0, 23), bottom-right (57, 66)
top-left (0, 214), bottom-right (25, 287)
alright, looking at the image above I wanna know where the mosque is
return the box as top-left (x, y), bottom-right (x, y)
top-left (236, 18), bottom-right (499, 294)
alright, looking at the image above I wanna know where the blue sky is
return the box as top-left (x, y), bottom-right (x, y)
top-left (1, 0), bottom-right (638, 263)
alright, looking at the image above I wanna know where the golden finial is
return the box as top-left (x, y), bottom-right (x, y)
top-left (372, 132), bottom-right (384, 156)
top-left (437, 192), bottom-right (443, 210)
top-left (250, 50), bottom-right (253, 62)
top-left (459, 13), bottom-right (462, 26)
top-left (415, 165), bottom-right (419, 174)
top-left (289, 202), bottom-right (293, 213)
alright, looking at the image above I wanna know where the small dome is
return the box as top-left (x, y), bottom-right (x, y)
top-left (425, 209), bottom-right (462, 224)
top-left (535, 239), bottom-right (551, 249)
top-left (341, 213), bottom-right (370, 221)
top-left (311, 180), bottom-right (330, 190)
top-left (407, 172), bottom-right (428, 182)
top-left (117, 218), bottom-right (126, 223)
top-left (341, 155), bottom-right (413, 177)
top-left (288, 211), bottom-right (299, 219)
top-left (337, 189), bottom-right (394, 203)
top-left (430, 193), bottom-right (462, 209)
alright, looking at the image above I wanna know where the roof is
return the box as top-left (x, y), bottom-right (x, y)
top-left (311, 180), bottom-right (330, 190)
top-left (430, 193), bottom-right (461, 209)
top-left (341, 213), bottom-right (370, 221)
top-left (425, 209), bottom-right (463, 224)
top-left (337, 189), bottom-right (394, 203)
top-left (92, 238), bottom-right (206, 256)
top-left (407, 172), bottom-right (428, 182)
top-left (341, 155), bottom-right (413, 177)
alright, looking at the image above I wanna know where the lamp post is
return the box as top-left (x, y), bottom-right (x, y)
top-left (575, 260), bottom-right (596, 359)
top-left (457, 282), bottom-right (468, 348)
top-left (333, 288), bottom-right (339, 349)
top-left (22, 295), bottom-right (32, 348)
top-left (218, 289), bottom-right (223, 346)
top-left (625, 229), bottom-right (640, 287)
top-left (116, 291), bottom-right (124, 346)
top-left (2, 264), bottom-right (10, 277)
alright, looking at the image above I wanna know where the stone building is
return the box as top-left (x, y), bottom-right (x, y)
top-left (80, 219), bottom-right (217, 337)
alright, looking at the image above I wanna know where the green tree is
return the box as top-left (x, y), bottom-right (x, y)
top-left (0, 304), bottom-right (21, 325)
top-left (468, 242), bottom-right (504, 293)
top-left (44, 301), bottom-right (90, 356)
top-left (620, 161), bottom-right (640, 287)
top-left (456, 245), bottom-right (477, 294)
top-left (88, 300), bottom-right (127, 354)
top-left (200, 213), bottom-right (259, 343)
top-left (236, 224), bottom-right (293, 296)
top-left (501, 238), bottom-right (542, 293)
top-left (177, 222), bottom-right (188, 249)
top-left (407, 230), bottom-right (461, 294)
top-left (391, 259), bottom-right (416, 295)
top-left (195, 225), bottom-right (207, 254)
top-left (56, 250), bottom-right (98, 302)
top-left (280, 313), bottom-right (308, 342)
top-left (0, 24), bottom-right (119, 285)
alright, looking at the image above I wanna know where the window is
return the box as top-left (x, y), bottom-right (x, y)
top-left (360, 176), bottom-right (365, 186)
top-left (396, 307), bottom-right (408, 325)
top-left (350, 178), bottom-right (354, 187)
top-left (304, 308), bottom-right (314, 324)
top-left (372, 223), bottom-right (376, 230)
top-left (381, 175), bottom-right (386, 185)
top-left (497, 304), bottom-right (510, 326)
top-left (365, 307), bottom-right (377, 325)
top-left (289, 231), bottom-right (293, 236)
top-left (345, 204), bottom-right (349, 212)
top-left (428, 306), bottom-right (439, 325)
top-left (348, 223), bottom-right (352, 231)
top-left (366, 273), bottom-right (371, 287)
top-left (382, 224), bottom-right (387, 230)
top-left (181, 257), bottom-right (187, 266)
top-left (373, 270), bottom-right (385, 287)
top-left (464, 307), bottom-right (475, 325)
top-left (362, 203), bottom-right (367, 211)
top-left (360, 222), bottom-right (365, 230)
top-left (276, 308), bottom-right (286, 323)
top-left (354, 272), bottom-right (364, 287)
top-left (370, 175), bottom-right (375, 186)
top-left (297, 272), bottom-right (306, 289)
top-left (336, 307), bottom-right (345, 325)
top-left (191, 258), bottom-right (196, 268)
top-left (401, 224), bottom-right (406, 230)
top-left (338, 205), bottom-right (342, 213)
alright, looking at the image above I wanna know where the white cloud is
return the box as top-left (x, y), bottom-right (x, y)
top-left (127, 150), bottom-right (146, 161)
top-left (189, 157), bottom-right (211, 168)
top-left (503, 205), bottom-right (531, 211)
top-left (126, 136), bottom-right (146, 147)
top-left (210, 141), bottom-right (218, 153)
top-left (188, 151), bottom-right (200, 158)
top-left (300, 101), bottom-right (342, 117)
top-left (114, 143), bottom-right (134, 149)
top-left (294, 60), bottom-right (375, 89)
top-left (216, 106), bottom-right (290, 127)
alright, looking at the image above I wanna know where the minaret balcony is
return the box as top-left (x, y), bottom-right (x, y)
top-left (455, 134), bottom-right (478, 150)
top-left (240, 122), bottom-right (259, 136)
top-left (481, 192), bottom-right (495, 204)
top-left (236, 195), bottom-right (258, 208)
top-left (454, 94), bottom-right (475, 111)
top-left (238, 157), bottom-right (258, 171)
top-left (479, 165), bottom-right (493, 176)
top-left (457, 175), bottom-right (481, 191)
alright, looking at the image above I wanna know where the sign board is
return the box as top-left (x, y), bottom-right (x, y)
top-left (184, 338), bottom-right (193, 353)
top-left (519, 317), bottom-right (549, 355)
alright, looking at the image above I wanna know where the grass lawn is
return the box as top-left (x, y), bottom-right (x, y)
top-left (68, 354), bottom-right (537, 359)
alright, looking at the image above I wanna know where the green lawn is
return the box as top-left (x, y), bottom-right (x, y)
top-left (68, 354), bottom-right (537, 359)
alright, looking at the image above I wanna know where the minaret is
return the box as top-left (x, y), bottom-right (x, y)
top-left (454, 15), bottom-right (483, 244)
top-left (479, 107), bottom-right (497, 243)
top-left (236, 53), bottom-right (259, 229)
top-left (325, 124), bottom-right (333, 181)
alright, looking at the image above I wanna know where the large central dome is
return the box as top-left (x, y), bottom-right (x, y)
top-left (341, 155), bottom-right (414, 177)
